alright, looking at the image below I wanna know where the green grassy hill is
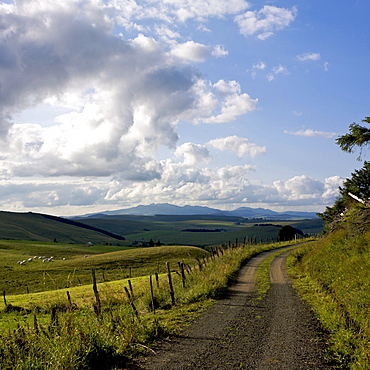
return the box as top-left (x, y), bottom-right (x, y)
top-left (0, 211), bottom-right (125, 245)
top-left (0, 239), bottom-right (209, 295)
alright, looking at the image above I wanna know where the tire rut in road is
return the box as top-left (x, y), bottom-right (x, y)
top-left (127, 246), bottom-right (331, 369)
top-left (244, 250), bottom-right (331, 369)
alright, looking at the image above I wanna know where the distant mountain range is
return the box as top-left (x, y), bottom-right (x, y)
top-left (77, 203), bottom-right (319, 220)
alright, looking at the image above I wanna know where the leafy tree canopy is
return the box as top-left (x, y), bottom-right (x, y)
top-left (341, 161), bottom-right (370, 201)
top-left (318, 161), bottom-right (370, 230)
top-left (278, 225), bottom-right (296, 241)
top-left (336, 117), bottom-right (370, 160)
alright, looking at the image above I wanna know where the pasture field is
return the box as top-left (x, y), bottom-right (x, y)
top-left (0, 240), bottom-right (209, 295)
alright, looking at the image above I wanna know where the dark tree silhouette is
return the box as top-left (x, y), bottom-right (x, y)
top-left (278, 225), bottom-right (296, 241)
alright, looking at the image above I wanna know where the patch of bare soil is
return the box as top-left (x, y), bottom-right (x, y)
top-left (126, 246), bottom-right (333, 369)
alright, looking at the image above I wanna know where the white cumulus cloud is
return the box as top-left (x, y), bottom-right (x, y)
top-left (235, 5), bottom-right (297, 39)
top-left (284, 129), bottom-right (337, 138)
top-left (175, 142), bottom-right (211, 166)
top-left (296, 52), bottom-right (321, 61)
top-left (208, 136), bottom-right (266, 158)
top-left (201, 81), bottom-right (258, 123)
top-left (0, 3), bottom-right (257, 181)
top-left (170, 41), bottom-right (210, 62)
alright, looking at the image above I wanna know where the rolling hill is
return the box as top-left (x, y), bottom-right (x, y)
top-left (0, 211), bottom-right (125, 244)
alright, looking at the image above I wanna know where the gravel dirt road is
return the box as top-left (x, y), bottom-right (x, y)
top-left (126, 245), bottom-right (332, 369)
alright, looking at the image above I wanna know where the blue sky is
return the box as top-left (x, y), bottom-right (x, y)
top-left (0, 0), bottom-right (369, 216)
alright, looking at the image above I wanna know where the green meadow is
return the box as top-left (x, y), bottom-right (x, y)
top-left (0, 240), bottom-right (208, 295)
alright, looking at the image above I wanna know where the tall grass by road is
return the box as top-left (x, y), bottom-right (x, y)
top-left (289, 229), bottom-right (370, 369)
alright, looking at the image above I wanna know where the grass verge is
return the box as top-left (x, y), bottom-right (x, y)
top-left (287, 231), bottom-right (370, 369)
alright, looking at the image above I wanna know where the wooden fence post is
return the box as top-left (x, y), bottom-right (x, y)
top-left (66, 290), bottom-right (72, 308)
top-left (124, 286), bottom-right (138, 318)
top-left (49, 306), bottom-right (59, 332)
top-left (128, 279), bottom-right (134, 300)
top-left (155, 272), bottom-right (159, 289)
top-left (166, 262), bottom-right (175, 306)
top-left (180, 262), bottom-right (186, 288)
top-left (149, 275), bottom-right (156, 314)
top-left (91, 268), bottom-right (102, 318)
top-left (3, 290), bottom-right (7, 307)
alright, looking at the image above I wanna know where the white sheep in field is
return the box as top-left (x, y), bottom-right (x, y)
top-left (28, 258), bottom-right (33, 262)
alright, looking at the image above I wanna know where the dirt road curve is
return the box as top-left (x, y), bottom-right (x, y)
top-left (127, 246), bottom-right (332, 369)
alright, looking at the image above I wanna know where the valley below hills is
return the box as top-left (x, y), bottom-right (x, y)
top-left (0, 205), bottom-right (323, 247)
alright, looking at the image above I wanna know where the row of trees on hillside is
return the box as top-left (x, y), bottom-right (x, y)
top-left (319, 117), bottom-right (370, 229)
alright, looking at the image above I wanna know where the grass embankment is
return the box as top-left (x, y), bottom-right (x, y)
top-left (0, 240), bottom-right (292, 369)
top-left (288, 230), bottom-right (370, 368)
